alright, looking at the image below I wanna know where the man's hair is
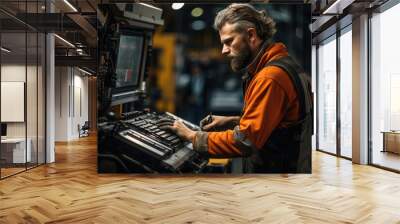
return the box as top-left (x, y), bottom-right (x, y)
top-left (214, 4), bottom-right (276, 41)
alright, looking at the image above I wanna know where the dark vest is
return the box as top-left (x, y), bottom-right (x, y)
top-left (241, 56), bottom-right (313, 173)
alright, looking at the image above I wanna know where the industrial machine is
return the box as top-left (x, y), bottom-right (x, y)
top-left (97, 3), bottom-right (208, 173)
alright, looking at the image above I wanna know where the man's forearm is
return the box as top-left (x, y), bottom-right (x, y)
top-left (228, 116), bottom-right (241, 126)
top-left (191, 116), bottom-right (240, 154)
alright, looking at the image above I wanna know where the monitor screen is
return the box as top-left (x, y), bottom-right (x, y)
top-left (1, 123), bottom-right (7, 137)
top-left (115, 34), bottom-right (144, 88)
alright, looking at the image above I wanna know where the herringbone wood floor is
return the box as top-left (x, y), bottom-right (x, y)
top-left (1, 135), bottom-right (400, 223)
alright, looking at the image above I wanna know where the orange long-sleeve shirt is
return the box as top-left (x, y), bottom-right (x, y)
top-left (199, 42), bottom-right (301, 157)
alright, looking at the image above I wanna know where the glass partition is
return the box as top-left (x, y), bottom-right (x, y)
top-left (27, 31), bottom-right (38, 169)
top-left (38, 32), bottom-right (45, 165)
top-left (0, 1), bottom-right (46, 179)
top-left (1, 31), bottom-right (28, 177)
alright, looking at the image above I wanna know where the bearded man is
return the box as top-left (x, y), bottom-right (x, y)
top-left (159, 3), bottom-right (312, 173)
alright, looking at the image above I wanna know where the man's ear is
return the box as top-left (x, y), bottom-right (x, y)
top-left (247, 27), bottom-right (257, 43)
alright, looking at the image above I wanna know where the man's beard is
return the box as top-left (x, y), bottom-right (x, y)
top-left (230, 43), bottom-right (252, 72)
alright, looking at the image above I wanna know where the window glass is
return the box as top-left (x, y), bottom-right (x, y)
top-left (317, 36), bottom-right (337, 154)
top-left (371, 3), bottom-right (400, 171)
top-left (339, 28), bottom-right (352, 158)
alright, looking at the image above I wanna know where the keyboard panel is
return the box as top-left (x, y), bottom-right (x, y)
top-left (113, 111), bottom-right (207, 172)
top-left (124, 112), bottom-right (187, 154)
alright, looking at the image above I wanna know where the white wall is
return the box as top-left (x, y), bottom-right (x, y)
top-left (1, 65), bottom-right (26, 138)
top-left (1, 64), bottom-right (46, 164)
top-left (72, 72), bottom-right (89, 138)
top-left (0, 65), bottom-right (42, 137)
top-left (55, 66), bottom-right (69, 141)
top-left (55, 67), bottom-right (89, 141)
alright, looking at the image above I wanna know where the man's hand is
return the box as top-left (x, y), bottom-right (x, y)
top-left (157, 119), bottom-right (196, 142)
top-left (200, 115), bottom-right (240, 131)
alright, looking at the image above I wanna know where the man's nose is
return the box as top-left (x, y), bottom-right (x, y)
top-left (222, 45), bottom-right (230, 56)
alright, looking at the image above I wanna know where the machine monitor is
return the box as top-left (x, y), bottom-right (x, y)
top-left (115, 34), bottom-right (145, 89)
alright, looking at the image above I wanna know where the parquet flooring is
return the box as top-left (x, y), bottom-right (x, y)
top-left (1, 167), bottom-right (26, 178)
top-left (1, 134), bottom-right (400, 223)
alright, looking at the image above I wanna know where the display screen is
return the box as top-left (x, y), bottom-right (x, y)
top-left (115, 35), bottom-right (144, 88)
